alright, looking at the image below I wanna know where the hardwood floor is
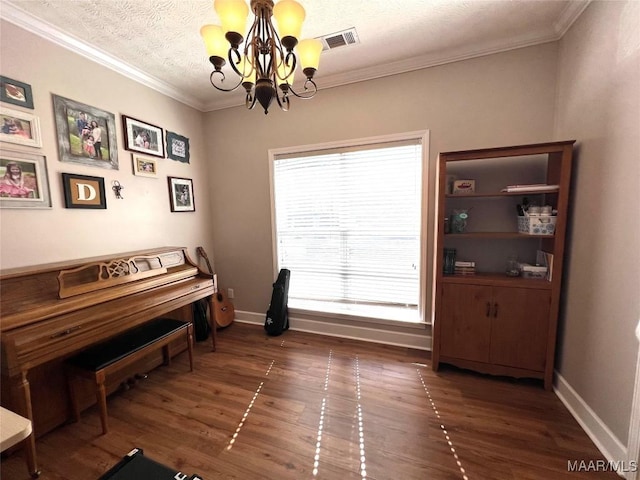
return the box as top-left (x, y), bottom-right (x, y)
top-left (1, 322), bottom-right (618, 479)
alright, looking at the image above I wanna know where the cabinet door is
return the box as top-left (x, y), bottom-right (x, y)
top-left (489, 287), bottom-right (551, 371)
top-left (439, 284), bottom-right (492, 363)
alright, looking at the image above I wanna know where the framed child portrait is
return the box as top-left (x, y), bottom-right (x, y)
top-left (168, 176), bottom-right (195, 212)
top-left (0, 107), bottom-right (42, 148)
top-left (132, 154), bottom-right (158, 178)
top-left (0, 148), bottom-right (52, 209)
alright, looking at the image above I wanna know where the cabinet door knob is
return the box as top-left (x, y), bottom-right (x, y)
top-left (486, 302), bottom-right (491, 317)
top-left (494, 303), bottom-right (499, 318)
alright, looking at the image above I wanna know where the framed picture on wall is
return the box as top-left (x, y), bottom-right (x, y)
top-left (0, 107), bottom-right (42, 148)
top-left (61, 173), bottom-right (107, 209)
top-left (166, 131), bottom-right (190, 163)
top-left (168, 176), bottom-right (195, 212)
top-left (0, 148), bottom-right (51, 209)
top-left (52, 94), bottom-right (119, 170)
top-left (132, 154), bottom-right (158, 178)
top-left (0, 76), bottom-right (34, 109)
top-left (122, 115), bottom-right (165, 158)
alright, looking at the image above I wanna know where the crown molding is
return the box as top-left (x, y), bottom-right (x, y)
top-left (0, 2), bottom-right (206, 111)
top-left (2, 1), bottom-right (591, 114)
top-left (203, 31), bottom-right (561, 112)
top-left (554, 0), bottom-right (592, 37)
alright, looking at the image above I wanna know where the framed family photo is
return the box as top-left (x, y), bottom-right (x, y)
top-left (0, 76), bottom-right (34, 109)
top-left (0, 148), bottom-right (51, 209)
top-left (0, 107), bottom-right (42, 148)
top-left (166, 131), bottom-right (190, 163)
top-left (168, 176), bottom-right (195, 212)
top-left (132, 154), bottom-right (158, 178)
top-left (52, 94), bottom-right (119, 170)
top-left (122, 115), bottom-right (165, 158)
top-left (61, 173), bottom-right (107, 209)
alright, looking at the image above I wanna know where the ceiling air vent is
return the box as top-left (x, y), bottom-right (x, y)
top-left (318, 27), bottom-right (360, 52)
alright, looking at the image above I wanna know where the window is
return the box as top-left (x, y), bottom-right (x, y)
top-left (270, 132), bottom-right (428, 323)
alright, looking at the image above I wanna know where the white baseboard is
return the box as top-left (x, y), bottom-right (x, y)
top-left (554, 371), bottom-right (628, 476)
top-left (234, 310), bottom-right (431, 351)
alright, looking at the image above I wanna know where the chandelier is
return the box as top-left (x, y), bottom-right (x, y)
top-left (200, 0), bottom-right (322, 114)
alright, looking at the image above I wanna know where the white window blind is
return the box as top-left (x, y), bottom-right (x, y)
top-left (272, 138), bottom-right (423, 321)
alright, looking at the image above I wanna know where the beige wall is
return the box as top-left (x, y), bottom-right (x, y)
top-left (0, 21), bottom-right (215, 270)
top-left (203, 43), bottom-right (559, 319)
top-left (554, 1), bottom-right (640, 445)
top-left (2, 0), bottom-right (636, 461)
top-left (0, 20), bottom-right (561, 321)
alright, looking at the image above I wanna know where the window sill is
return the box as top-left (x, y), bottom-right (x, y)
top-left (289, 299), bottom-right (427, 330)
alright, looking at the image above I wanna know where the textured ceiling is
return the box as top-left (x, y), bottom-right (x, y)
top-left (0, 0), bottom-right (590, 112)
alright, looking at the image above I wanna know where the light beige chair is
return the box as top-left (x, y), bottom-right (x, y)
top-left (0, 406), bottom-right (40, 477)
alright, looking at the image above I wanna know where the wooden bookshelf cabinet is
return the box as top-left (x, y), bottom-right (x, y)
top-left (432, 141), bottom-right (575, 390)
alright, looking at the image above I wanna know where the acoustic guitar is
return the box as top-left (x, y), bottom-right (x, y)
top-left (196, 246), bottom-right (234, 329)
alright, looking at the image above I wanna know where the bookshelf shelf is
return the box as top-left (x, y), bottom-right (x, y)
top-left (432, 140), bottom-right (575, 390)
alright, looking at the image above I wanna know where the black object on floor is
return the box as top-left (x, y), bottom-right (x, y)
top-left (98, 448), bottom-right (202, 480)
top-left (264, 268), bottom-right (291, 336)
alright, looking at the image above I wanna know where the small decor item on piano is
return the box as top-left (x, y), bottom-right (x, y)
top-left (265, 269), bottom-right (291, 336)
top-left (168, 176), bottom-right (195, 212)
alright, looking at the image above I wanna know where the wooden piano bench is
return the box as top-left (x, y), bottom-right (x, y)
top-left (65, 318), bottom-right (194, 435)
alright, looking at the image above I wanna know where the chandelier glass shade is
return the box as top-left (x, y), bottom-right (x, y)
top-left (200, 0), bottom-right (322, 114)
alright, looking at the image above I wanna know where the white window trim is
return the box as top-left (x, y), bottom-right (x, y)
top-left (268, 130), bottom-right (431, 327)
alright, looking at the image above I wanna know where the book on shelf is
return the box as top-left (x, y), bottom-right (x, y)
top-left (536, 250), bottom-right (554, 281)
top-left (501, 184), bottom-right (559, 193)
top-left (454, 260), bottom-right (476, 275)
top-left (454, 268), bottom-right (476, 275)
top-left (454, 261), bottom-right (475, 267)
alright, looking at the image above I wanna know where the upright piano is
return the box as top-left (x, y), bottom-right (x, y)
top-left (0, 246), bottom-right (216, 439)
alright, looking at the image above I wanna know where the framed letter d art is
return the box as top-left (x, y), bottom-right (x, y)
top-left (62, 173), bottom-right (106, 209)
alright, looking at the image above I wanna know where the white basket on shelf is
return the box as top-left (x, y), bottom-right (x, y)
top-left (517, 215), bottom-right (557, 235)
